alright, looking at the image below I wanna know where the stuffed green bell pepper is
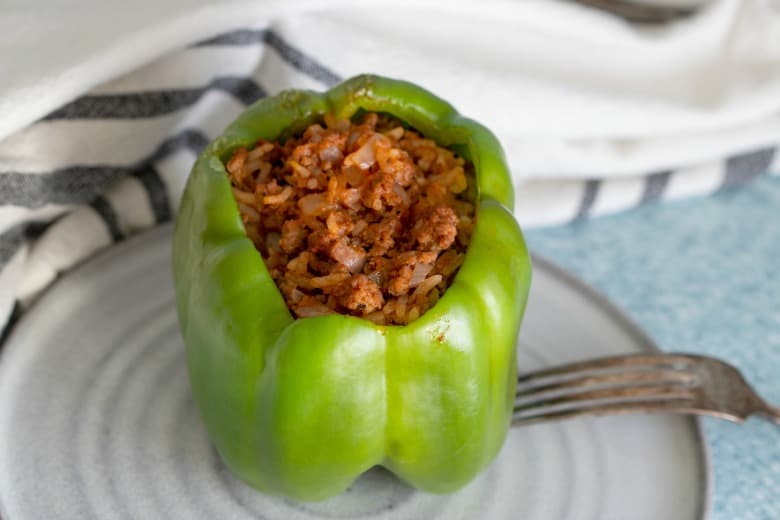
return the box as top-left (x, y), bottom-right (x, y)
top-left (173, 74), bottom-right (532, 501)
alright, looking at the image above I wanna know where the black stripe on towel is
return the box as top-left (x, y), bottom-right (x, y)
top-left (0, 302), bottom-right (22, 346)
top-left (0, 220), bottom-right (54, 267)
top-left (132, 165), bottom-right (171, 223)
top-left (43, 29), bottom-right (340, 121)
top-left (575, 179), bottom-right (601, 220)
top-left (197, 29), bottom-right (342, 86)
top-left (44, 76), bottom-right (266, 120)
top-left (0, 129), bottom-right (208, 209)
top-left (722, 147), bottom-right (776, 189)
top-left (640, 170), bottom-right (671, 204)
top-left (149, 128), bottom-right (209, 161)
top-left (197, 28), bottom-right (267, 46)
top-left (0, 166), bottom-right (126, 209)
top-left (89, 195), bottom-right (124, 241)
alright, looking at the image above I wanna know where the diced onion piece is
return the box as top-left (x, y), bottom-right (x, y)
top-left (343, 135), bottom-right (383, 170)
top-left (331, 242), bottom-right (366, 274)
top-left (299, 193), bottom-right (335, 215)
top-left (366, 270), bottom-right (382, 285)
top-left (392, 182), bottom-right (410, 206)
top-left (408, 262), bottom-right (434, 288)
top-left (319, 145), bottom-right (342, 163)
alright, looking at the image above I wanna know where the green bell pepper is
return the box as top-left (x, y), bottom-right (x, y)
top-left (173, 74), bottom-right (532, 501)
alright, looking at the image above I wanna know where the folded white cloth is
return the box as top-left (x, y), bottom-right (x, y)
top-left (2, 0), bottom-right (780, 333)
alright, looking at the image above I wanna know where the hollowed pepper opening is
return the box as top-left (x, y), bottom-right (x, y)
top-left (227, 111), bottom-right (476, 325)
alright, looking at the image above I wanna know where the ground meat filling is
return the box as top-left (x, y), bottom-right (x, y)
top-left (226, 112), bottom-right (476, 325)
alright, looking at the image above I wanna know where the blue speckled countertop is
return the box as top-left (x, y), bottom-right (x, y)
top-left (524, 175), bottom-right (780, 520)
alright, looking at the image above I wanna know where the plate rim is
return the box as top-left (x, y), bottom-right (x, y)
top-left (0, 224), bottom-right (712, 520)
top-left (530, 253), bottom-right (712, 520)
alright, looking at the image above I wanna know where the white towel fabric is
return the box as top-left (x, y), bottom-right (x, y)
top-left (2, 0), bottom-right (780, 333)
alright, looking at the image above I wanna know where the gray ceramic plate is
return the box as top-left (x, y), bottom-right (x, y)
top-left (0, 224), bottom-right (711, 519)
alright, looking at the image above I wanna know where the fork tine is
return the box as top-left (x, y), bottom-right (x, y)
top-left (516, 369), bottom-right (697, 398)
top-left (517, 354), bottom-right (695, 385)
top-left (513, 399), bottom-right (746, 426)
top-left (515, 385), bottom-right (697, 411)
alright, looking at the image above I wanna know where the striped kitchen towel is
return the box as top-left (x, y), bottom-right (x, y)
top-left (1, 0), bottom-right (780, 335)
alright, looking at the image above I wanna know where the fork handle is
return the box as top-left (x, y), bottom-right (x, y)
top-left (757, 401), bottom-right (780, 425)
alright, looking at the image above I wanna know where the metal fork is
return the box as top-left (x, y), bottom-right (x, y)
top-left (513, 353), bottom-right (780, 426)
